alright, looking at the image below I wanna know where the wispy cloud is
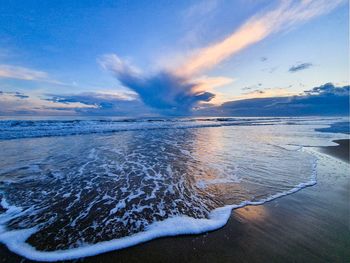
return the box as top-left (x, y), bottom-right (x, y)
top-left (289, 62), bottom-right (313, 73)
top-left (174, 0), bottom-right (343, 76)
top-left (0, 64), bottom-right (68, 85)
top-left (0, 64), bottom-right (49, 81)
top-left (235, 87), bottom-right (296, 100)
top-left (182, 0), bottom-right (220, 20)
top-left (180, 0), bottom-right (221, 46)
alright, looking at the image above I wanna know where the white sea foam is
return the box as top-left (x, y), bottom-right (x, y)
top-left (0, 167), bottom-right (316, 262)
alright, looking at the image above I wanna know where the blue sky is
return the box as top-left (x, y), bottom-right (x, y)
top-left (0, 0), bottom-right (348, 116)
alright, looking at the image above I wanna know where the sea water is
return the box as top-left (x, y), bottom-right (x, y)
top-left (0, 116), bottom-right (347, 261)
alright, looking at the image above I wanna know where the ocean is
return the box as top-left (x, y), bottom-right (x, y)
top-left (0, 116), bottom-right (348, 261)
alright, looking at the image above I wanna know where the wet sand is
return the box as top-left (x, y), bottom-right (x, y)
top-left (319, 139), bottom-right (349, 163)
top-left (0, 146), bottom-right (349, 263)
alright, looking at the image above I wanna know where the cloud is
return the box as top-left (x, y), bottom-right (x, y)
top-left (174, 0), bottom-right (343, 76)
top-left (47, 92), bottom-right (136, 106)
top-left (0, 91), bottom-right (97, 116)
top-left (197, 83), bottom-right (349, 116)
top-left (303, 82), bottom-right (349, 96)
top-left (0, 65), bottom-right (49, 81)
top-left (236, 87), bottom-right (296, 100)
top-left (0, 64), bottom-right (68, 85)
top-left (249, 89), bottom-right (265, 94)
top-left (13, 93), bottom-right (29, 99)
top-left (289, 62), bottom-right (313, 72)
top-left (99, 54), bottom-right (216, 114)
top-left (46, 92), bottom-right (154, 116)
top-left (180, 0), bottom-right (221, 46)
top-left (2, 83), bottom-right (348, 117)
top-left (100, 0), bottom-right (344, 114)
top-left (191, 76), bottom-right (234, 92)
top-left (182, 0), bottom-right (219, 20)
top-left (242, 83), bottom-right (263, 91)
top-left (0, 91), bottom-right (29, 99)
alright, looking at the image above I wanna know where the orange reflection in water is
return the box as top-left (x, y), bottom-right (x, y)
top-left (192, 127), bottom-right (230, 183)
top-left (189, 127), bottom-right (249, 200)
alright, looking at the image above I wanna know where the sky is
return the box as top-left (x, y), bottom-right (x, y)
top-left (0, 0), bottom-right (349, 116)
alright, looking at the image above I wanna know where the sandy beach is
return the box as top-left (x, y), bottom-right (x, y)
top-left (0, 139), bottom-right (348, 263)
top-left (319, 139), bottom-right (349, 163)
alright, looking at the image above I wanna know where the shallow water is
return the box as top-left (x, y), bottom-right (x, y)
top-left (0, 117), bottom-right (347, 261)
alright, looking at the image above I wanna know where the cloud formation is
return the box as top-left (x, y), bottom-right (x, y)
top-left (101, 0), bottom-right (344, 114)
top-left (99, 54), bottom-right (217, 114)
top-left (3, 83), bottom-right (347, 117)
top-left (198, 83), bottom-right (349, 116)
top-left (289, 62), bottom-right (313, 72)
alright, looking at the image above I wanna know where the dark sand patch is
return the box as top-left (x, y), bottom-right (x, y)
top-left (319, 139), bottom-right (349, 163)
top-left (0, 151), bottom-right (349, 263)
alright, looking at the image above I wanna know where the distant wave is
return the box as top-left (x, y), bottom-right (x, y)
top-left (0, 117), bottom-right (341, 140)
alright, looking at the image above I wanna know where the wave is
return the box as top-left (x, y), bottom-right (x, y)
top-left (0, 116), bottom-right (342, 140)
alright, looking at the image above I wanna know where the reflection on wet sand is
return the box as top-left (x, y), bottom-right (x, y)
top-left (235, 205), bottom-right (269, 222)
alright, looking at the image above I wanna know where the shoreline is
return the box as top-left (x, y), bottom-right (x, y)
top-left (80, 147), bottom-right (350, 262)
top-left (319, 139), bottom-right (349, 163)
top-left (0, 146), bottom-right (349, 262)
